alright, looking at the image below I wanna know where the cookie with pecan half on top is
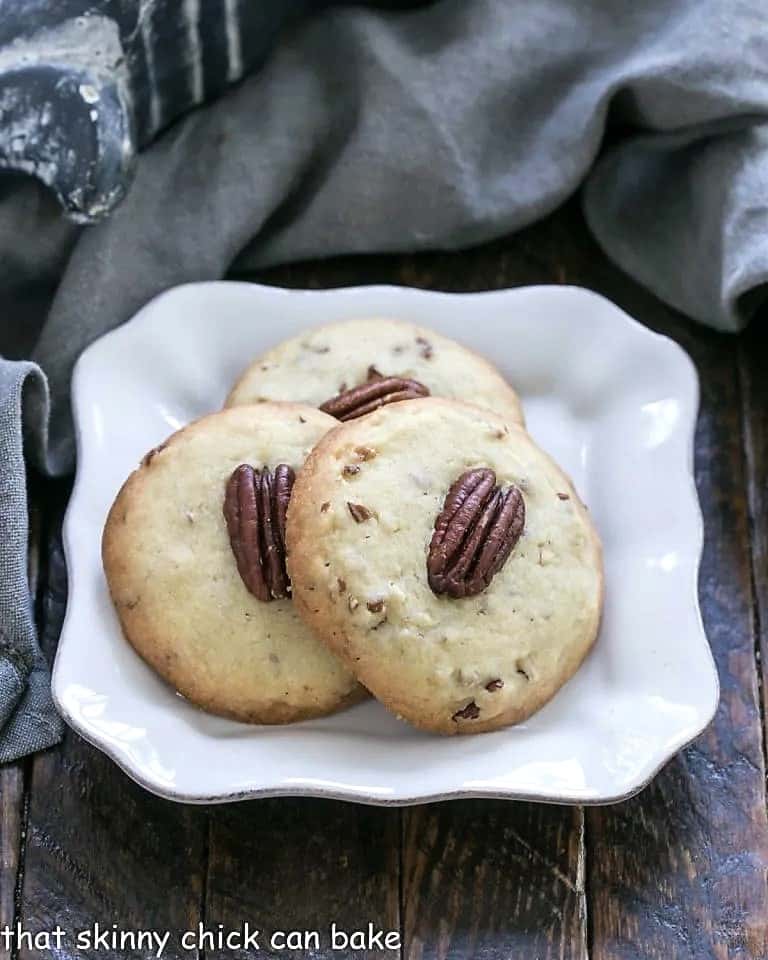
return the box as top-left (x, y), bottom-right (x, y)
top-left (102, 404), bottom-right (365, 724)
top-left (286, 398), bottom-right (603, 735)
top-left (225, 318), bottom-right (524, 426)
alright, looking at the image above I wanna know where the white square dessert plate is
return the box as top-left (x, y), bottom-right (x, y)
top-left (53, 283), bottom-right (718, 806)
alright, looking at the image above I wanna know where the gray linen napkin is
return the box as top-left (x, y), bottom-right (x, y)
top-left (1, 0), bottom-right (767, 760)
top-left (0, 362), bottom-right (61, 761)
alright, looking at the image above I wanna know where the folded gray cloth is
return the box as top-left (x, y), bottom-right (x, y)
top-left (1, 0), bottom-right (767, 760)
top-left (0, 361), bottom-right (63, 761)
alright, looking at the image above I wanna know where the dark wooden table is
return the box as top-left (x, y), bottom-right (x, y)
top-left (2, 199), bottom-right (768, 960)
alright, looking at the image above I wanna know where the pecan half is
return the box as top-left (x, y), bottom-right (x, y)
top-left (427, 468), bottom-right (525, 599)
top-left (320, 370), bottom-right (429, 421)
top-left (223, 464), bottom-right (295, 601)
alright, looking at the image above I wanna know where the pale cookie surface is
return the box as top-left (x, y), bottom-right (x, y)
top-left (287, 399), bottom-right (603, 734)
top-left (102, 404), bottom-right (363, 724)
top-left (225, 318), bottom-right (524, 425)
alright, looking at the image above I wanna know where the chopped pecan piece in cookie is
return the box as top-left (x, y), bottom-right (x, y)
top-left (416, 335), bottom-right (433, 359)
top-left (347, 502), bottom-right (374, 523)
top-left (452, 701), bottom-right (480, 721)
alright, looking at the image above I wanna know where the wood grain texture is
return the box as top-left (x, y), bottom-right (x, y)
top-left (401, 802), bottom-right (586, 960)
top-left (205, 800), bottom-right (400, 959)
top-left (739, 318), bottom-right (768, 754)
top-left (17, 481), bottom-right (208, 960)
top-left (7, 199), bottom-right (768, 960)
top-left (0, 762), bottom-right (25, 960)
top-left (586, 325), bottom-right (768, 959)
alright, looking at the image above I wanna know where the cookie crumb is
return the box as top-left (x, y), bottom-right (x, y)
top-left (366, 599), bottom-right (385, 613)
top-left (337, 578), bottom-right (347, 593)
top-left (557, 492), bottom-right (570, 500)
top-left (355, 446), bottom-right (376, 461)
top-left (485, 679), bottom-right (504, 692)
top-left (343, 464), bottom-right (360, 477)
top-left (348, 596), bottom-right (359, 611)
top-left (320, 501), bottom-right (331, 513)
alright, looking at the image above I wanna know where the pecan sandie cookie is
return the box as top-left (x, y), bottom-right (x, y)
top-left (102, 404), bottom-right (364, 724)
top-left (225, 318), bottom-right (524, 426)
top-left (286, 398), bottom-right (603, 735)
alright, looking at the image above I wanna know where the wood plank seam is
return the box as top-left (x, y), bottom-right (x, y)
top-left (200, 811), bottom-right (211, 960)
top-left (578, 809), bottom-right (590, 960)
top-left (11, 773), bottom-right (28, 953)
top-left (398, 808), bottom-right (405, 960)
top-left (737, 345), bottom-right (768, 783)
top-left (3, 761), bottom-right (30, 960)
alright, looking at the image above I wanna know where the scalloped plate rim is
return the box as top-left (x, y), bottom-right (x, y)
top-left (53, 282), bottom-right (719, 806)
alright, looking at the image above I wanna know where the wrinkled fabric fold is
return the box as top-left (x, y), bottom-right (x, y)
top-left (0, 361), bottom-right (63, 761)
